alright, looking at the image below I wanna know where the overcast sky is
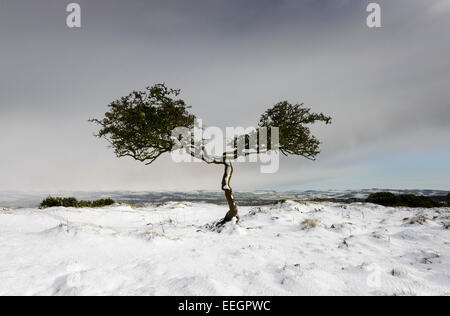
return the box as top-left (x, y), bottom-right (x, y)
top-left (0, 0), bottom-right (449, 192)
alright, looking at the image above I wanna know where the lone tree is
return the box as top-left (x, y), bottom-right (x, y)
top-left (90, 83), bottom-right (331, 224)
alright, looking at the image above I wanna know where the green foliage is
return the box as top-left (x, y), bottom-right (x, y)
top-left (366, 192), bottom-right (441, 208)
top-left (40, 197), bottom-right (115, 209)
top-left (91, 84), bottom-right (332, 165)
top-left (447, 193), bottom-right (450, 205)
top-left (258, 101), bottom-right (332, 160)
top-left (91, 198), bottom-right (115, 208)
top-left (61, 197), bottom-right (78, 207)
top-left (400, 194), bottom-right (441, 208)
top-left (90, 83), bottom-right (196, 165)
top-left (40, 196), bottom-right (64, 208)
top-left (77, 200), bottom-right (92, 208)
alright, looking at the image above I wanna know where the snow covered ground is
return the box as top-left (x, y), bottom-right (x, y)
top-left (0, 201), bottom-right (449, 296)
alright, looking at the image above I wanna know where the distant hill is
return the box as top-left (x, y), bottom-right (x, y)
top-left (1, 189), bottom-right (448, 208)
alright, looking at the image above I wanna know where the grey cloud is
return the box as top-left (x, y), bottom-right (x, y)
top-left (0, 0), bottom-right (449, 191)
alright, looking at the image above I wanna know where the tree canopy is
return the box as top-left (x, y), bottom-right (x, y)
top-left (90, 84), bottom-right (195, 165)
top-left (91, 84), bottom-right (332, 164)
top-left (259, 101), bottom-right (331, 160)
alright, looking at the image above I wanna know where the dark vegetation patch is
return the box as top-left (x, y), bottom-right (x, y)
top-left (40, 196), bottom-right (115, 209)
top-left (366, 192), bottom-right (442, 208)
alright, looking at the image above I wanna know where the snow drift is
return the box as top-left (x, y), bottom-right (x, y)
top-left (0, 201), bottom-right (449, 296)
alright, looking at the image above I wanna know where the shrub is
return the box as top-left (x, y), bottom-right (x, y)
top-left (300, 219), bottom-right (320, 229)
top-left (40, 196), bottom-right (115, 209)
top-left (91, 198), bottom-right (115, 207)
top-left (399, 194), bottom-right (440, 208)
top-left (40, 196), bottom-right (64, 208)
top-left (77, 200), bottom-right (92, 208)
top-left (61, 197), bottom-right (79, 207)
top-left (366, 192), bottom-right (399, 206)
top-left (366, 192), bottom-right (441, 208)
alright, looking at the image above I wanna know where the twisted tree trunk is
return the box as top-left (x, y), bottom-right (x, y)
top-left (221, 160), bottom-right (239, 223)
top-left (190, 147), bottom-right (239, 225)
